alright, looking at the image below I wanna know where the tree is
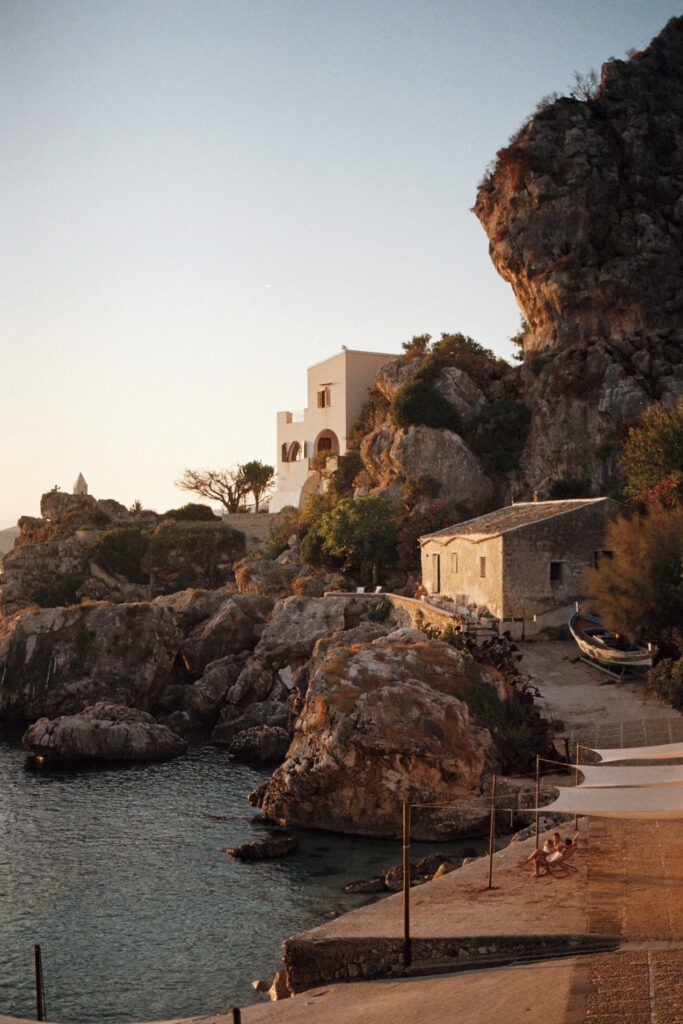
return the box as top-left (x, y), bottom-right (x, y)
top-left (239, 460), bottom-right (275, 512)
top-left (621, 398), bottom-right (683, 504)
top-left (175, 468), bottom-right (249, 513)
top-left (584, 502), bottom-right (683, 646)
top-left (311, 495), bottom-right (397, 584)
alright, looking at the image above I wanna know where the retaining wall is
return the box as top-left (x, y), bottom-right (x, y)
top-left (282, 933), bottom-right (619, 992)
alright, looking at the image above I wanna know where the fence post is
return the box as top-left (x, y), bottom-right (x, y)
top-left (402, 801), bottom-right (411, 970)
top-left (34, 945), bottom-right (46, 1022)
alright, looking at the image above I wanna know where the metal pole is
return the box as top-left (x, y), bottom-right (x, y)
top-left (535, 755), bottom-right (540, 849)
top-left (487, 773), bottom-right (497, 889)
top-left (34, 945), bottom-right (45, 1022)
top-left (402, 801), bottom-right (411, 970)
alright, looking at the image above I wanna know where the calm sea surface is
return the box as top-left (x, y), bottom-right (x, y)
top-left (0, 731), bottom-right (474, 1023)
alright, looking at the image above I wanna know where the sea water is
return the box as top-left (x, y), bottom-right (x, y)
top-left (0, 732), bottom-right (477, 1022)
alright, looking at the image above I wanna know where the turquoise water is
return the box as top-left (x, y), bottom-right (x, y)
top-left (0, 733), bottom-right (472, 1022)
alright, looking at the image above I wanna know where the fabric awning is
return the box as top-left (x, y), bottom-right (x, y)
top-left (577, 764), bottom-right (683, 787)
top-left (586, 741), bottom-right (683, 763)
top-left (540, 784), bottom-right (683, 818)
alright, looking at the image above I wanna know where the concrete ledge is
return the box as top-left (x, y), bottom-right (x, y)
top-left (282, 932), bottom-right (620, 992)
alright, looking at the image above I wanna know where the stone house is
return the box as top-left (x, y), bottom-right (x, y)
top-left (419, 498), bottom-right (623, 628)
top-left (269, 348), bottom-right (396, 513)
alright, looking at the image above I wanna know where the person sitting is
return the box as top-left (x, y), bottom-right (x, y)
top-left (525, 834), bottom-right (558, 876)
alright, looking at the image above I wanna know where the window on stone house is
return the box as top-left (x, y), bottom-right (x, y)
top-left (593, 550), bottom-right (613, 568)
top-left (450, 552), bottom-right (458, 573)
top-left (550, 561), bottom-right (564, 583)
top-left (479, 556), bottom-right (486, 578)
top-left (317, 388), bottom-right (331, 408)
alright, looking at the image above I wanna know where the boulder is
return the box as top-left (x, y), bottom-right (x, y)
top-left (181, 595), bottom-right (273, 674)
top-left (0, 602), bottom-right (181, 720)
top-left (226, 833), bottom-right (299, 861)
top-left (227, 725), bottom-right (291, 766)
top-left (252, 596), bottom-right (353, 668)
top-left (212, 700), bottom-right (292, 747)
top-left (234, 558), bottom-right (300, 597)
top-left (22, 702), bottom-right (187, 763)
top-left (186, 655), bottom-right (244, 721)
top-left (360, 425), bottom-right (494, 514)
top-left (259, 629), bottom-right (496, 839)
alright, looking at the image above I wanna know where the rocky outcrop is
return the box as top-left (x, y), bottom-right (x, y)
top-left (22, 702), bottom-right (187, 763)
top-left (0, 492), bottom-right (245, 616)
top-left (180, 595), bottom-right (273, 675)
top-left (0, 602), bottom-right (182, 720)
top-left (361, 424), bottom-right (494, 511)
top-left (472, 16), bottom-right (683, 495)
top-left (256, 629), bottom-right (496, 840)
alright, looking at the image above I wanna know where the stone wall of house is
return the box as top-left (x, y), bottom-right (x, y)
top-left (501, 501), bottom-right (622, 618)
top-left (421, 535), bottom-right (504, 617)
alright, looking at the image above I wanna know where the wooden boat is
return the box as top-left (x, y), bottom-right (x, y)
top-left (569, 611), bottom-right (654, 672)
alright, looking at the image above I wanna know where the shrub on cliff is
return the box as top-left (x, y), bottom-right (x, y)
top-left (465, 399), bottom-right (531, 472)
top-left (91, 527), bottom-right (150, 584)
top-left (621, 398), bottom-right (683, 505)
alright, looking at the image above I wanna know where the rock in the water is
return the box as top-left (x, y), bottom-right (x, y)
top-left (227, 725), bottom-right (291, 766)
top-left (226, 833), bottom-right (299, 861)
top-left (259, 629), bottom-right (495, 839)
top-left (22, 702), bottom-right (187, 763)
top-left (0, 602), bottom-right (181, 720)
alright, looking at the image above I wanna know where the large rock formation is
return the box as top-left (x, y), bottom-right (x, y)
top-left (0, 492), bottom-right (245, 616)
top-left (0, 602), bottom-right (182, 720)
top-left (256, 629), bottom-right (496, 840)
top-left (22, 702), bottom-right (187, 763)
top-left (473, 16), bottom-right (683, 495)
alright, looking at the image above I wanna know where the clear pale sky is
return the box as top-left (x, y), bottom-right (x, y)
top-left (2, 1), bottom-right (680, 526)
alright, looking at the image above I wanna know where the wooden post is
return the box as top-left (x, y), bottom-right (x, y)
top-left (535, 754), bottom-right (540, 849)
top-left (575, 742), bottom-right (580, 832)
top-left (402, 801), bottom-right (411, 970)
top-left (34, 945), bottom-right (45, 1022)
top-left (232, 1009), bottom-right (241, 1024)
top-left (487, 773), bottom-right (497, 889)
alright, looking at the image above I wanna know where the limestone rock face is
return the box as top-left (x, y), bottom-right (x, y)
top-left (227, 725), bottom-right (291, 766)
top-left (361, 424), bottom-right (494, 513)
top-left (471, 16), bottom-right (683, 495)
top-left (22, 702), bottom-right (187, 763)
top-left (0, 603), bottom-right (181, 720)
top-left (251, 596), bottom-right (356, 668)
top-left (258, 629), bottom-right (495, 839)
top-left (181, 595), bottom-right (273, 675)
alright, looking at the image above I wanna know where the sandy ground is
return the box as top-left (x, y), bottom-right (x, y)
top-left (3, 637), bottom-right (681, 1024)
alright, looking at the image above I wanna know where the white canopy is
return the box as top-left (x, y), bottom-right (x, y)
top-left (577, 764), bottom-right (683, 787)
top-left (587, 741), bottom-right (683, 763)
top-left (541, 784), bottom-right (683, 819)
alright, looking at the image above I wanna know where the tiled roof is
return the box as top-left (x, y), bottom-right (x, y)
top-left (420, 498), bottom-right (614, 543)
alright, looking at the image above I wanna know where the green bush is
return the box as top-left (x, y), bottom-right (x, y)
top-left (91, 527), bottom-right (150, 584)
top-left (33, 571), bottom-right (87, 608)
top-left (368, 595), bottom-right (393, 622)
top-left (465, 399), bottom-right (531, 472)
top-left (390, 378), bottom-right (462, 432)
top-left (647, 658), bottom-right (683, 710)
top-left (162, 503), bottom-right (219, 521)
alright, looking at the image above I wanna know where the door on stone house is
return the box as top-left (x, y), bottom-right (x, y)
top-left (432, 553), bottom-right (440, 594)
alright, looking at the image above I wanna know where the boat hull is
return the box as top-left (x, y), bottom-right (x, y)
top-left (569, 612), bottom-right (654, 671)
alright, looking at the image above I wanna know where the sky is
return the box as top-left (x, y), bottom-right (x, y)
top-left (2, 0), bottom-right (681, 526)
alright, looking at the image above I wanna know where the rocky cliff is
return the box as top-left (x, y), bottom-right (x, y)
top-left (346, 17), bottom-right (683, 510)
top-left (473, 15), bottom-right (683, 496)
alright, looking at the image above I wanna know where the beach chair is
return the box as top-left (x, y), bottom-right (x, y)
top-left (547, 836), bottom-right (580, 876)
